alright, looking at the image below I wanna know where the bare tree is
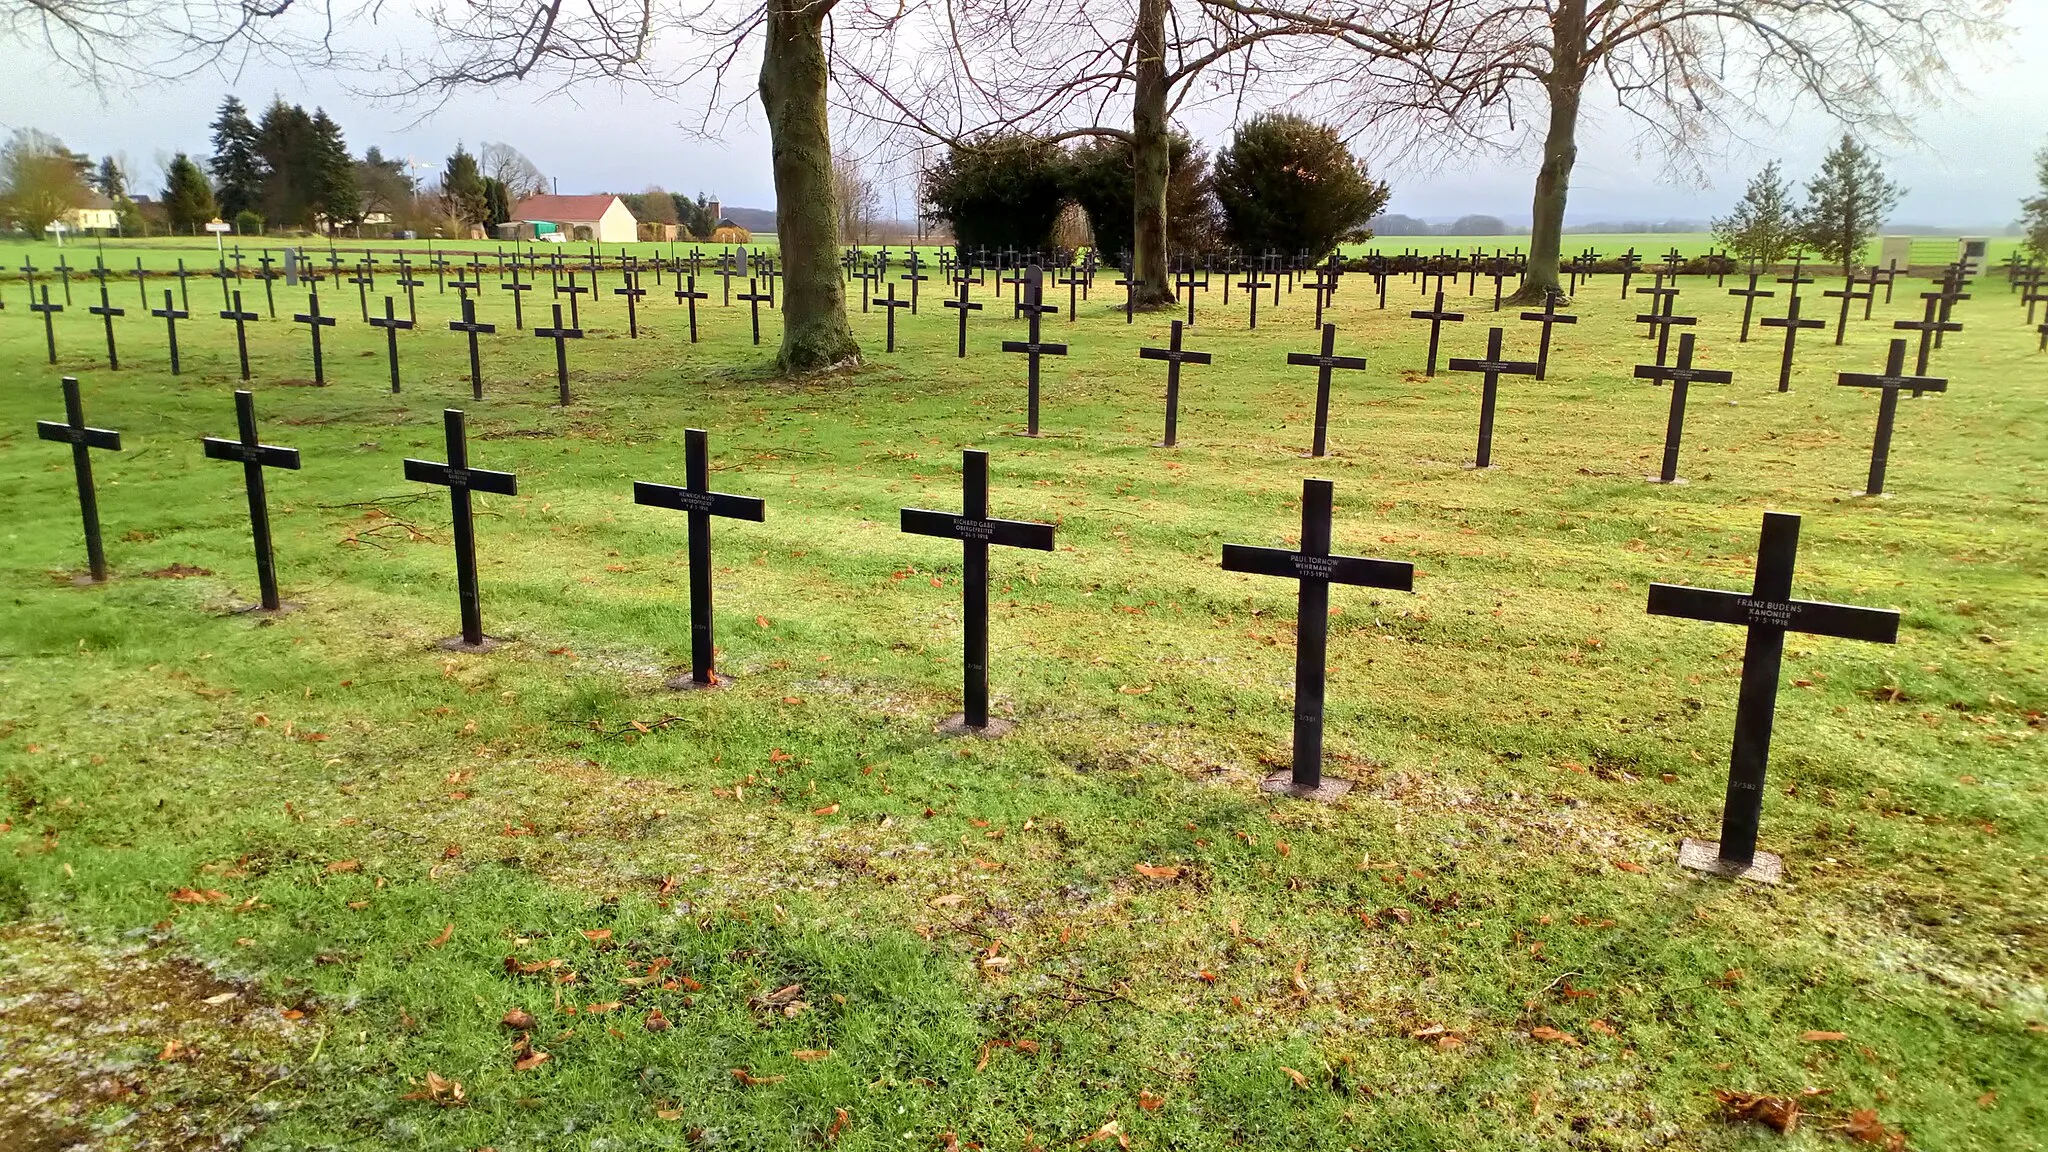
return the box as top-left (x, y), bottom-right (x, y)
top-left (832, 151), bottom-right (879, 244)
top-left (1277, 0), bottom-right (2006, 303)
top-left (480, 141), bottom-right (551, 201)
top-left (838, 0), bottom-right (1434, 308)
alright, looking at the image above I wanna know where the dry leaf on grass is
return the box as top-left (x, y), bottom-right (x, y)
top-left (325, 859), bottom-right (361, 874)
top-left (502, 1009), bottom-right (537, 1030)
top-left (826, 1107), bottom-right (849, 1141)
top-left (427, 923), bottom-right (454, 949)
top-left (512, 1050), bottom-right (551, 1071)
top-left (1078, 1119), bottom-right (1128, 1148)
top-left (402, 1071), bottom-right (466, 1106)
top-left (644, 1009), bottom-right (671, 1031)
top-left (1530, 1026), bottom-right (1580, 1046)
top-left (792, 1049), bottom-right (832, 1061)
top-left (1714, 1090), bottom-right (1799, 1133)
top-left (1841, 1108), bottom-right (1906, 1149)
top-left (1280, 1067), bottom-right (1310, 1089)
top-left (1132, 863), bottom-right (1181, 879)
top-left (1801, 1030), bottom-right (1848, 1042)
top-left (1138, 1090), bottom-right (1165, 1111)
top-left (731, 1068), bottom-right (786, 1087)
top-left (169, 888), bottom-right (227, 904)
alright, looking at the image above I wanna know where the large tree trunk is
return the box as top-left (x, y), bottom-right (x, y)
top-left (760, 0), bottom-right (861, 373)
top-left (1508, 0), bottom-right (1585, 306)
top-left (1128, 0), bottom-right (1174, 309)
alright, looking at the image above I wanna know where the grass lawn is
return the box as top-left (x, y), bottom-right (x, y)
top-left (1, 254), bottom-right (2044, 1151)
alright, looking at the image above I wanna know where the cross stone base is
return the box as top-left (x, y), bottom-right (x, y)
top-left (1644, 475), bottom-right (1689, 486)
top-left (437, 635), bottom-right (506, 654)
top-left (1460, 462), bottom-right (1494, 472)
top-left (665, 672), bottom-right (726, 692)
top-left (1677, 838), bottom-right (1783, 885)
top-left (1259, 770), bottom-right (1354, 803)
top-left (937, 714), bottom-right (1014, 738)
top-left (65, 571), bottom-right (110, 587)
top-left (1849, 490), bottom-right (1893, 500)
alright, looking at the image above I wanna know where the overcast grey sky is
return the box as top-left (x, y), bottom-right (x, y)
top-left (3, 4), bottom-right (2041, 228)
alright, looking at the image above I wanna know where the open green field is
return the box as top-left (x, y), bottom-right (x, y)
top-left (1, 258), bottom-right (2044, 1150)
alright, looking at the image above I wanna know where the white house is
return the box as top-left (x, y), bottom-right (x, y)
top-left (510, 194), bottom-right (638, 244)
top-left (65, 192), bottom-right (120, 233)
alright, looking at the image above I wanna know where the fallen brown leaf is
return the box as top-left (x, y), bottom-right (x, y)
top-left (1801, 1030), bottom-right (1849, 1043)
top-left (1530, 1026), bottom-right (1579, 1046)
top-left (1138, 1089), bottom-right (1165, 1111)
top-left (1280, 1066), bottom-right (1310, 1089)
top-left (1715, 1089), bottom-right (1799, 1133)
top-left (502, 1009), bottom-right (537, 1030)
top-left (512, 1050), bottom-right (550, 1071)
top-left (731, 1068), bottom-right (786, 1087)
top-left (1133, 863), bottom-right (1181, 879)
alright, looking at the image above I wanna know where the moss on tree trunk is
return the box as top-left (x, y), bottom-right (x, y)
top-left (760, 0), bottom-right (861, 373)
top-left (1128, 0), bottom-right (1174, 310)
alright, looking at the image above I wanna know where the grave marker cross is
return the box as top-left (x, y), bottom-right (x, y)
top-left (293, 290), bottom-right (337, 385)
top-left (35, 377), bottom-right (123, 582)
top-left (448, 296), bottom-right (497, 399)
top-left (1138, 319), bottom-right (1212, 447)
top-left (738, 279), bottom-right (773, 345)
top-left (30, 286), bottom-right (63, 364)
top-left (898, 450), bottom-right (1056, 733)
top-left (1634, 291), bottom-right (1696, 369)
top-left (674, 275), bottom-right (706, 343)
top-left (1634, 332), bottom-right (1734, 484)
top-left (1894, 294), bottom-right (1962, 380)
top-left (1516, 290), bottom-right (1577, 379)
top-left (534, 303), bottom-right (584, 405)
top-left (1447, 326), bottom-right (1541, 468)
top-left (943, 276), bottom-right (982, 358)
top-left (403, 409), bottom-right (519, 650)
top-left (1237, 269), bottom-right (1268, 329)
top-left (1822, 276), bottom-right (1873, 346)
top-left (500, 262), bottom-right (532, 330)
top-left (632, 428), bottom-right (767, 689)
top-left (873, 282), bottom-right (912, 352)
top-left (1837, 338), bottom-right (1947, 496)
top-left (367, 295), bottom-right (414, 393)
top-left (1776, 254), bottom-right (1814, 300)
top-left (1221, 478), bottom-right (1413, 798)
top-left (201, 390), bottom-right (302, 611)
top-left (1759, 294), bottom-right (1824, 392)
top-left (614, 270), bottom-right (646, 338)
top-left (220, 291), bottom-right (260, 381)
top-left (1000, 267), bottom-right (1067, 435)
top-left (1274, 322), bottom-right (1369, 459)
top-left (555, 269), bottom-right (589, 328)
top-left (152, 290), bottom-right (189, 374)
top-left (1410, 290), bottom-right (1466, 376)
top-left (1727, 273), bottom-right (1775, 342)
top-left (1647, 511), bottom-right (1898, 879)
top-left (89, 280), bottom-right (125, 369)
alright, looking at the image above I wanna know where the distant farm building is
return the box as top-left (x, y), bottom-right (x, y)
top-left (507, 194), bottom-right (639, 243)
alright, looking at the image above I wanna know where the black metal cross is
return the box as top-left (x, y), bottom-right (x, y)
top-left (1001, 266), bottom-right (1067, 436)
top-left (1287, 323), bottom-right (1370, 458)
top-left (1838, 338), bottom-right (1947, 496)
top-left (448, 296), bottom-right (497, 399)
top-left (555, 269), bottom-right (589, 328)
top-left (367, 295), bottom-right (414, 393)
top-left (1894, 294), bottom-right (1962, 379)
top-left (404, 409), bottom-right (519, 650)
top-left (738, 278), bottom-right (772, 345)
top-left (1448, 326), bottom-right (1540, 468)
top-left (674, 274), bottom-right (706, 343)
top-left (397, 269), bottom-right (426, 324)
top-left (1222, 478), bottom-right (1413, 799)
top-left (1727, 272), bottom-right (1775, 342)
top-left (1647, 511), bottom-right (1898, 877)
top-left (901, 256), bottom-right (930, 314)
top-left (1517, 289), bottom-right (1576, 379)
top-left (1634, 333), bottom-right (1734, 484)
top-left (151, 290), bottom-right (189, 375)
top-left (89, 280), bottom-right (124, 369)
top-left (131, 258), bottom-right (149, 309)
top-left (36, 377), bottom-right (123, 582)
top-left (1105, 270), bottom-right (1140, 324)
top-left (293, 290), bottom-right (337, 386)
top-left (220, 290), bottom-right (260, 381)
top-left (1410, 290), bottom-right (1465, 377)
top-left (202, 389), bottom-right (302, 611)
top-left (534, 303), bottom-right (584, 405)
top-left (1822, 276), bottom-right (1873, 346)
top-left (1776, 253), bottom-right (1815, 301)
top-left (943, 276), bottom-right (982, 358)
top-left (30, 286), bottom-right (63, 364)
top-left (1634, 292), bottom-right (1696, 369)
top-left (348, 260), bottom-right (375, 322)
top-left (500, 261), bottom-right (532, 330)
top-left (254, 253), bottom-right (279, 318)
top-left (632, 428), bottom-right (766, 689)
top-left (1759, 294), bottom-right (1824, 392)
top-left (613, 271), bottom-right (645, 338)
top-left (1237, 270), bottom-right (1269, 329)
top-left (873, 282), bottom-right (912, 352)
top-left (899, 449), bottom-right (1055, 733)
top-left (1139, 319), bottom-right (1211, 448)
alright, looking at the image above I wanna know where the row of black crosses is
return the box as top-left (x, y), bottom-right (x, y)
top-left (36, 377), bottom-right (1900, 883)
